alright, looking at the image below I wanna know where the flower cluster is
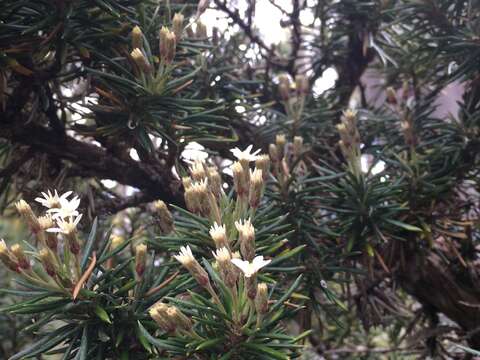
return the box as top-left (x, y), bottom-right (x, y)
top-left (1, 191), bottom-right (87, 291)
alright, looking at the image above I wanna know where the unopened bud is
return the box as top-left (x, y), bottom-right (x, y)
top-left (269, 143), bottom-right (279, 163)
top-left (386, 87), bottom-right (397, 105)
top-left (245, 275), bottom-right (257, 300)
top-left (182, 176), bottom-right (193, 190)
top-left (39, 248), bottom-right (56, 277)
top-left (167, 306), bottom-right (192, 331)
top-left (11, 244), bottom-right (30, 270)
top-left (15, 200), bottom-right (41, 233)
top-left (110, 235), bottom-right (124, 251)
top-left (255, 283), bottom-right (269, 314)
top-left (165, 32), bottom-right (177, 63)
top-left (232, 162), bottom-right (249, 198)
top-left (131, 26), bottom-right (143, 50)
top-left (295, 74), bottom-right (309, 96)
top-left (196, 21), bottom-right (207, 39)
top-left (131, 48), bottom-right (152, 73)
top-left (275, 134), bottom-right (286, 160)
top-left (149, 303), bottom-right (176, 332)
top-left (153, 200), bottom-right (174, 234)
top-left (39, 215), bottom-right (57, 250)
top-left (159, 27), bottom-right (170, 61)
top-left (0, 240), bottom-right (19, 272)
top-left (212, 247), bottom-right (237, 287)
top-left (278, 74), bottom-right (290, 101)
top-left (190, 160), bottom-right (206, 181)
top-left (248, 168), bottom-right (264, 209)
top-left (255, 155), bottom-right (270, 180)
top-left (207, 167), bottom-right (222, 198)
top-left (172, 13), bottom-right (184, 40)
top-left (235, 219), bottom-right (255, 261)
top-left (293, 136), bottom-right (304, 157)
top-left (135, 244), bottom-right (147, 276)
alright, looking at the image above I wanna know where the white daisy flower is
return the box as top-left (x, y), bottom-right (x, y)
top-left (35, 190), bottom-right (73, 209)
top-left (47, 195), bottom-right (80, 219)
top-left (47, 214), bottom-right (82, 235)
top-left (230, 145), bottom-right (261, 163)
top-left (231, 255), bottom-right (271, 278)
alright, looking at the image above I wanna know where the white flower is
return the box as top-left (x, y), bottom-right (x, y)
top-left (47, 195), bottom-right (80, 219)
top-left (35, 190), bottom-right (73, 209)
top-left (47, 214), bottom-right (82, 235)
top-left (230, 145), bottom-right (260, 163)
top-left (173, 245), bottom-right (195, 266)
top-left (231, 255), bottom-right (271, 278)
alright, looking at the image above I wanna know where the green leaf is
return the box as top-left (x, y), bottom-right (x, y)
top-left (385, 219), bottom-right (423, 232)
top-left (81, 217), bottom-right (98, 272)
top-left (94, 305), bottom-right (111, 324)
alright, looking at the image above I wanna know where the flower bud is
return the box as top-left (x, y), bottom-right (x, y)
top-left (235, 219), bottom-right (255, 261)
top-left (196, 21), bottom-right (207, 39)
top-left (255, 283), bottom-right (269, 314)
top-left (278, 74), bottom-right (290, 101)
top-left (167, 306), bottom-right (192, 331)
top-left (269, 143), bottom-right (279, 163)
top-left (255, 155), bottom-right (270, 180)
top-left (182, 176), bottom-right (192, 190)
top-left (131, 26), bottom-right (143, 50)
top-left (153, 200), bottom-right (174, 234)
top-left (15, 200), bottom-right (41, 233)
top-left (248, 168), bottom-right (264, 209)
top-left (165, 32), bottom-right (177, 63)
top-left (275, 134), bottom-right (286, 160)
top-left (386, 86), bottom-right (397, 105)
top-left (232, 162), bottom-right (248, 198)
top-left (293, 136), bottom-right (304, 158)
top-left (39, 248), bottom-right (56, 277)
top-left (149, 303), bottom-right (176, 332)
top-left (245, 275), bottom-right (257, 300)
top-left (209, 223), bottom-right (228, 249)
top-left (135, 244), bottom-right (147, 276)
top-left (110, 235), bottom-right (124, 251)
top-left (207, 167), bottom-right (222, 198)
top-left (11, 244), bottom-right (30, 270)
top-left (190, 160), bottom-right (206, 182)
top-left (295, 74), bottom-right (309, 96)
top-left (172, 13), bottom-right (184, 40)
top-left (159, 27), bottom-right (170, 61)
top-left (212, 247), bottom-right (237, 287)
top-left (131, 48), bottom-right (152, 74)
top-left (39, 215), bottom-right (57, 250)
top-left (0, 240), bottom-right (19, 272)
